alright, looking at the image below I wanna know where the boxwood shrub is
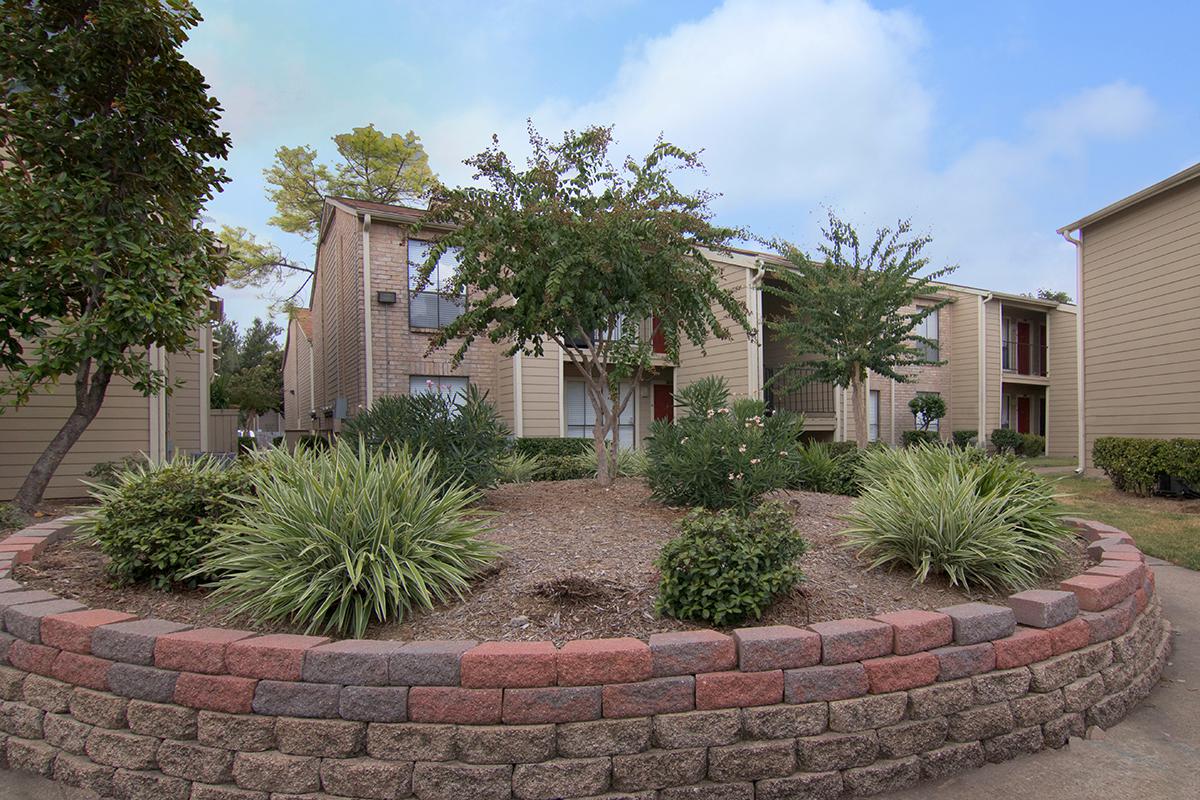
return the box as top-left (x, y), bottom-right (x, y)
top-left (1093, 436), bottom-right (1200, 496)
top-left (952, 430), bottom-right (978, 448)
top-left (990, 427), bottom-right (1023, 454)
top-left (512, 437), bottom-right (591, 458)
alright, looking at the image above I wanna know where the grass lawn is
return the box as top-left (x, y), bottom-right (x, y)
top-left (1050, 475), bottom-right (1200, 570)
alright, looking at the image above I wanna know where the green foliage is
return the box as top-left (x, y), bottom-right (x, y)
top-left (843, 445), bottom-right (1071, 593)
top-left (537, 454), bottom-right (595, 482)
top-left (418, 124), bottom-right (751, 483)
top-left (342, 385), bottom-right (509, 490)
top-left (198, 444), bottom-right (499, 638)
top-left (645, 377), bottom-right (806, 514)
top-left (571, 447), bottom-right (648, 479)
top-left (85, 455), bottom-right (150, 487)
top-left (765, 212), bottom-right (956, 447)
top-left (952, 430), bottom-right (978, 449)
top-left (901, 430), bottom-right (941, 448)
top-left (990, 428), bottom-right (1023, 454)
top-left (1022, 288), bottom-right (1072, 304)
top-left (296, 434), bottom-right (332, 451)
top-left (210, 317), bottom-right (284, 414)
top-left (655, 501), bottom-right (807, 625)
top-left (790, 441), bottom-right (864, 496)
top-left (908, 394), bottom-right (946, 431)
top-left (0, 504), bottom-right (29, 533)
top-left (495, 452), bottom-right (543, 484)
top-left (512, 438), bottom-right (591, 459)
top-left (1020, 433), bottom-right (1046, 458)
top-left (1092, 437), bottom-right (1200, 496)
top-left (237, 436), bottom-right (256, 454)
top-left (76, 456), bottom-right (255, 590)
top-left (0, 0), bottom-right (231, 509)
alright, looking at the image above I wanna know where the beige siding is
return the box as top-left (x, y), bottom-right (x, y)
top-left (1080, 178), bottom-right (1200, 464)
top-left (1047, 307), bottom-right (1079, 458)
top-left (982, 298), bottom-right (1004, 436)
top-left (520, 344), bottom-right (562, 437)
top-left (312, 206), bottom-right (366, 429)
top-left (495, 351), bottom-right (516, 434)
top-left (166, 339), bottom-right (204, 455)
top-left (947, 292), bottom-right (980, 437)
top-left (676, 258), bottom-right (753, 398)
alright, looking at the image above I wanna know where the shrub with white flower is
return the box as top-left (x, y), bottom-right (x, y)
top-left (645, 376), bottom-right (806, 515)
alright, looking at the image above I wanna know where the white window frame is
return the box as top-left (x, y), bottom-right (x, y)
top-left (410, 375), bottom-right (469, 406)
top-left (916, 306), bottom-right (939, 361)
top-left (565, 380), bottom-right (635, 447)
top-left (408, 239), bottom-right (465, 329)
top-left (868, 389), bottom-right (880, 443)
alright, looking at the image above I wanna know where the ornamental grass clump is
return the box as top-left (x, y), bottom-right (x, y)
top-left (842, 444), bottom-right (1071, 593)
top-left (197, 443), bottom-right (499, 638)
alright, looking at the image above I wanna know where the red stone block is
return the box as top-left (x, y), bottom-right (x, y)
top-left (1060, 574), bottom-right (1131, 612)
top-left (695, 669), bottom-right (783, 710)
top-left (861, 652), bottom-right (939, 693)
top-left (0, 543), bottom-right (37, 564)
top-left (1145, 570), bottom-right (1156, 599)
top-left (1133, 587), bottom-right (1148, 614)
top-left (173, 672), bottom-right (257, 713)
top-left (50, 651), bottom-right (113, 690)
top-left (407, 686), bottom-right (503, 724)
top-left (226, 634), bottom-right (330, 681)
top-left (1046, 618), bottom-right (1090, 656)
top-left (929, 643), bottom-right (995, 680)
top-left (1099, 549), bottom-right (1145, 563)
top-left (992, 627), bottom-right (1054, 669)
top-left (602, 676), bottom-right (695, 718)
top-left (41, 609), bottom-right (137, 654)
top-left (1080, 595), bottom-right (1136, 644)
top-left (783, 663), bottom-right (869, 702)
top-left (502, 685), bottom-right (602, 724)
top-left (1086, 563), bottom-right (1144, 598)
top-left (460, 641), bottom-right (558, 688)
top-left (732, 625), bottom-right (821, 670)
top-left (155, 628), bottom-right (256, 674)
top-left (7, 639), bottom-right (58, 675)
top-left (807, 619), bottom-right (892, 665)
top-left (870, 610), bottom-right (953, 655)
top-left (648, 630), bottom-right (736, 676)
top-left (557, 637), bottom-right (651, 686)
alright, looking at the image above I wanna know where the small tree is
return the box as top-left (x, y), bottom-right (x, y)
top-left (0, 0), bottom-right (230, 511)
top-left (767, 213), bottom-right (955, 448)
top-left (908, 394), bottom-right (946, 439)
top-left (415, 125), bottom-right (751, 484)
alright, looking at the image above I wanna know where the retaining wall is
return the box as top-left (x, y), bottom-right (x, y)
top-left (0, 516), bottom-right (1172, 800)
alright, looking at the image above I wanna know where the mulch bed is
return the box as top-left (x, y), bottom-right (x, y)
top-left (14, 479), bottom-right (1089, 645)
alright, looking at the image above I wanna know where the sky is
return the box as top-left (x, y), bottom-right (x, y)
top-left (185, 0), bottom-right (1200, 332)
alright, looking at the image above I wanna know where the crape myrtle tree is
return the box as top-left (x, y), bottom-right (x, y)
top-left (0, 0), bottom-right (230, 511)
top-left (767, 213), bottom-right (955, 448)
top-left (415, 124), bottom-right (751, 485)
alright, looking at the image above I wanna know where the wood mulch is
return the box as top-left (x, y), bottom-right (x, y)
top-left (14, 479), bottom-right (1089, 645)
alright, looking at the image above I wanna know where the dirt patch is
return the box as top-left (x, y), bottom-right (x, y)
top-left (1, 499), bottom-right (92, 536)
top-left (14, 479), bottom-right (1088, 644)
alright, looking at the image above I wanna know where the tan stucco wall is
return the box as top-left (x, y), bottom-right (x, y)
top-left (1080, 178), bottom-right (1200, 465)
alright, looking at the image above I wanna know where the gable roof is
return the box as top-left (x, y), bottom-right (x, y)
top-left (292, 308), bottom-right (313, 340)
top-left (1058, 161), bottom-right (1200, 233)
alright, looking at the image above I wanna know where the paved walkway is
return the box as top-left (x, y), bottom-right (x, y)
top-left (2, 559), bottom-right (1196, 800)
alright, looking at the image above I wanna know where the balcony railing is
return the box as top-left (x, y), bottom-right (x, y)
top-left (1001, 339), bottom-right (1047, 377)
top-left (765, 368), bottom-right (836, 416)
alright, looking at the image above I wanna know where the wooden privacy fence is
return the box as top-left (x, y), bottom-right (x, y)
top-left (208, 407), bottom-right (240, 453)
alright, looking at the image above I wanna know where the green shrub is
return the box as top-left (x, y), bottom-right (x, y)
top-left (296, 434), bottom-right (331, 451)
top-left (76, 455), bottom-right (256, 589)
top-left (843, 444), bottom-right (1071, 593)
top-left (85, 454), bottom-right (149, 487)
top-left (198, 443), bottom-right (500, 638)
top-left (990, 427), bottom-right (1023, 454)
top-left (237, 435), bottom-right (255, 453)
top-left (901, 430), bottom-right (941, 448)
top-left (0, 504), bottom-right (29, 533)
top-left (952, 430), bottom-right (978, 449)
top-left (790, 441), bottom-right (863, 496)
top-left (496, 451), bottom-right (543, 484)
top-left (1093, 436), bottom-right (1200, 496)
top-left (343, 385), bottom-right (509, 490)
top-left (655, 501), bottom-right (807, 625)
top-left (571, 447), bottom-right (648, 479)
top-left (645, 377), bottom-right (806, 515)
top-left (1019, 433), bottom-right (1046, 458)
top-left (537, 454), bottom-right (594, 481)
top-left (512, 437), bottom-right (591, 459)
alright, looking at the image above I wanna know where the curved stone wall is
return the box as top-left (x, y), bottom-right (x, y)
top-left (0, 515), bottom-right (1172, 800)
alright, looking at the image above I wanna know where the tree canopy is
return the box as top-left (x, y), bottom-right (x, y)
top-left (210, 317), bottom-right (284, 416)
top-left (1022, 287), bottom-right (1073, 304)
top-left (766, 213), bottom-right (956, 447)
top-left (416, 124), bottom-right (751, 483)
top-left (0, 0), bottom-right (230, 509)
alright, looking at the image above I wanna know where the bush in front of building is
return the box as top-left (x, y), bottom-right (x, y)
top-left (645, 376), bottom-right (806, 515)
top-left (843, 444), bottom-right (1071, 593)
top-left (77, 455), bottom-right (257, 589)
top-left (990, 427), bottom-right (1023, 454)
top-left (343, 385), bottom-right (509, 490)
top-left (1093, 436), bottom-right (1200, 496)
top-left (901, 430), bottom-right (941, 448)
top-left (511, 437), bottom-right (591, 459)
top-left (789, 440), bottom-right (865, 496)
top-left (655, 501), bottom-right (807, 625)
top-left (1020, 433), bottom-right (1046, 458)
top-left (952, 430), bottom-right (978, 448)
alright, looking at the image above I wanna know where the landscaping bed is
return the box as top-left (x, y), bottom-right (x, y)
top-left (14, 478), bottom-right (1088, 644)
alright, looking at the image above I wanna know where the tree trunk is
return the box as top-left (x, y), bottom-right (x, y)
top-left (593, 414), bottom-right (611, 486)
top-left (13, 362), bottom-right (114, 512)
top-left (850, 370), bottom-right (869, 449)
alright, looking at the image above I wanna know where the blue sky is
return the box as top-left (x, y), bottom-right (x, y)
top-left (186, 0), bottom-right (1200, 330)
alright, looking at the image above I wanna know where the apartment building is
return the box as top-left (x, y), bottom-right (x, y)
top-left (287, 197), bottom-right (1079, 458)
top-left (1058, 161), bottom-right (1200, 467)
top-left (282, 308), bottom-right (316, 435)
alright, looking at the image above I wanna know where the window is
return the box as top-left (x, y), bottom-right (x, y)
top-left (410, 375), bottom-right (468, 405)
top-left (566, 380), bottom-right (634, 447)
top-left (915, 391), bottom-right (941, 432)
top-left (915, 306), bottom-right (939, 361)
top-left (408, 239), bottom-right (464, 329)
top-left (868, 389), bottom-right (880, 443)
top-left (567, 314), bottom-right (626, 349)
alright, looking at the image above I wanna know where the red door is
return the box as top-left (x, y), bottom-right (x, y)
top-left (1016, 321), bottom-right (1031, 374)
top-left (1016, 396), bottom-right (1031, 434)
top-left (653, 384), bottom-right (674, 422)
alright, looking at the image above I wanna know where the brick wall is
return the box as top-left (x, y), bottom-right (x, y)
top-left (0, 517), bottom-right (1170, 799)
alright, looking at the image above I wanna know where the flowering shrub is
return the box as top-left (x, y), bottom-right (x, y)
top-left (645, 376), bottom-right (805, 514)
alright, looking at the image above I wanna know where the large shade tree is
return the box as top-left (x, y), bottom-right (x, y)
top-left (766, 213), bottom-right (955, 448)
top-left (0, 0), bottom-right (230, 510)
top-left (414, 125), bottom-right (751, 484)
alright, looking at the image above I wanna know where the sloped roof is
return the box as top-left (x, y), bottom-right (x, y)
top-left (292, 308), bottom-right (313, 340)
top-left (1058, 161), bottom-right (1200, 233)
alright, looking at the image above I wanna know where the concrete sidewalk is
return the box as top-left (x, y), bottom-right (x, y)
top-left (1, 560), bottom-right (1195, 800)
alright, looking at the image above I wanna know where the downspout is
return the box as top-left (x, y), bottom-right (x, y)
top-left (1061, 229), bottom-right (1085, 474)
top-left (361, 214), bottom-right (374, 409)
top-left (308, 339), bottom-right (315, 434)
top-left (889, 378), bottom-right (896, 446)
top-left (199, 325), bottom-right (210, 452)
top-left (977, 293), bottom-right (992, 442)
top-left (749, 260), bottom-right (766, 399)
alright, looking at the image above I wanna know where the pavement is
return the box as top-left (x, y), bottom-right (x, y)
top-left (1, 559), bottom-right (1196, 800)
